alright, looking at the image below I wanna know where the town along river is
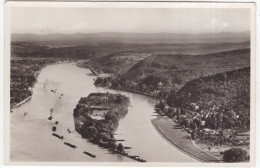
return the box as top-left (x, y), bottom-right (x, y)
top-left (10, 63), bottom-right (197, 162)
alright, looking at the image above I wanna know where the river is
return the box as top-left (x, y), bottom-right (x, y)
top-left (10, 63), bottom-right (197, 162)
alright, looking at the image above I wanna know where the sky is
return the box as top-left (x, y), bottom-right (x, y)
top-left (11, 7), bottom-right (250, 34)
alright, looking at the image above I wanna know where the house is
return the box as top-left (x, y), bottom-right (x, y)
top-left (190, 103), bottom-right (199, 111)
top-left (203, 128), bottom-right (217, 135)
top-left (152, 90), bottom-right (160, 95)
top-left (157, 82), bottom-right (164, 88)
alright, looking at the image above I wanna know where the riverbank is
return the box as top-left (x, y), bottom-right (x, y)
top-left (89, 68), bottom-right (156, 99)
top-left (11, 96), bottom-right (32, 109)
top-left (11, 62), bottom-right (59, 110)
top-left (108, 87), bottom-right (155, 99)
top-left (10, 58), bottom-right (79, 108)
top-left (151, 116), bottom-right (221, 162)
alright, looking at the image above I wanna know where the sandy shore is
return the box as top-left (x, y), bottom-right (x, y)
top-left (151, 116), bottom-right (221, 162)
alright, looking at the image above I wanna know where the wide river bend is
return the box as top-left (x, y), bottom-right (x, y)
top-left (10, 63), bottom-right (197, 162)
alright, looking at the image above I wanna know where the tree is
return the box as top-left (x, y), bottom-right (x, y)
top-left (167, 107), bottom-right (175, 117)
top-left (105, 111), bottom-right (118, 123)
top-left (193, 118), bottom-right (201, 129)
top-left (155, 100), bottom-right (165, 111)
top-left (216, 112), bottom-right (223, 129)
top-left (182, 119), bottom-right (191, 128)
top-left (191, 130), bottom-right (197, 140)
top-left (108, 140), bottom-right (117, 150)
top-left (190, 122), bottom-right (198, 131)
top-left (115, 95), bottom-right (123, 104)
top-left (223, 148), bottom-right (248, 162)
top-left (116, 143), bottom-right (125, 153)
top-left (98, 132), bottom-right (112, 142)
top-left (211, 114), bottom-right (218, 130)
top-left (81, 126), bottom-right (98, 139)
top-left (176, 109), bottom-right (180, 120)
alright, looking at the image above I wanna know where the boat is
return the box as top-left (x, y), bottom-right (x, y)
top-left (116, 139), bottom-right (125, 142)
top-left (64, 142), bottom-right (77, 148)
top-left (48, 116), bottom-right (53, 121)
top-left (89, 68), bottom-right (99, 76)
top-left (110, 149), bottom-right (146, 162)
top-left (83, 151), bottom-right (96, 158)
top-left (52, 126), bottom-right (56, 131)
top-left (124, 146), bottom-right (132, 149)
top-left (48, 108), bottom-right (54, 120)
top-left (52, 133), bottom-right (64, 139)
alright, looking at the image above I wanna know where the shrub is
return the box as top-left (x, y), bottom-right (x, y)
top-left (81, 126), bottom-right (98, 139)
top-left (223, 148), bottom-right (248, 162)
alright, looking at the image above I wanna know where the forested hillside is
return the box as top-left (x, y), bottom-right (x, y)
top-left (170, 67), bottom-right (250, 130)
top-left (122, 49), bottom-right (250, 93)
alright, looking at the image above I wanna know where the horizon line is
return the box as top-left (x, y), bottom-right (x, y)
top-left (11, 31), bottom-right (250, 36)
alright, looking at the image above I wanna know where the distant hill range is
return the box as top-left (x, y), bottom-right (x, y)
top-left (12, 31), bottom-right (250, 44)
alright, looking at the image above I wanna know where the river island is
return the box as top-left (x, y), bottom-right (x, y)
top-left (73, 92), bottom-right (146, 162)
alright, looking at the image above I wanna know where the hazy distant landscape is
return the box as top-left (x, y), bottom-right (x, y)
top-left (12, 31), bottom-right (250, 44)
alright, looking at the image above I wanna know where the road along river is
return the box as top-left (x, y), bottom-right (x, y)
top-left (10, 63), bottom-right (198, 162)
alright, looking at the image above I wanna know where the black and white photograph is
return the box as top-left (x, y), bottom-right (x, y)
top-left (4, 1), bottom-right (256, 166)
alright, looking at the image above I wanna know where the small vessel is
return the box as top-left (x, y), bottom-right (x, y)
top-left (64, 142), bottom-right (77, 148)
top-left (83, 151), bottom-right (96, 158)
top-left (48, 116), bottom-right (53, 120)
top-left (124, 146), bottom-right (132, 149)
top-left (52, 126), bottom-right (56, 131)
top-left (111, 149), bottom-right (146, 162)
top-left (89, 68), bottom-right (99, 76)
top-left (48, 108), bottom-right (54, 120)
top-left (116, 139), bottom-right (125, 142)
top-left (52, 133), bottom-right (64, 139)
